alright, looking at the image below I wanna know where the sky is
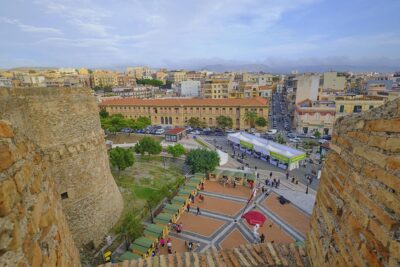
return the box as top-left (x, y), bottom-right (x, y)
top-left (0, 0), bottom-right (399, 71)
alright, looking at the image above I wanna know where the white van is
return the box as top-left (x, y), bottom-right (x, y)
top-left (266, 129), bottom-right (278, 135)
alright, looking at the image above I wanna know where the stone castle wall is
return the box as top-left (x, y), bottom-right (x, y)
top-left (0, 87), bottom-right (123, 247)
top-left (0, 120), bottom-right (81, 266)
top-left (306, 98), bottom-right (400, 266)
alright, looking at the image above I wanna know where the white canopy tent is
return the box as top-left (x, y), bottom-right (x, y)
top-left (228, 132), bottom-right (306, 170)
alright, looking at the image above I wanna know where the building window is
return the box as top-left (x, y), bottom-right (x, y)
top-left (353, 105), bottom-right (362, 113)
top-left (169, 117), bottom-right (172, 124)
top-left (369, 105), bottom-right (374, 109)
top-left (61, 192), bottom-right (68, 199)
top-left (324, 128), bottom-right (329, 135)
top-left (303, 127), bottom-right (308, 134)
top-left (339, 105), bottom-right (344, 113)
top-left (161, 117), bottom-right (164, 124)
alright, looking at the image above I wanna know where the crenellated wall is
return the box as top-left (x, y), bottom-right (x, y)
top-left (0, 119), bottom-right (81, 266)
top-left (0, 87), bottom-right (123, 248)
top-left (306, 98), bottom-right (400, 267)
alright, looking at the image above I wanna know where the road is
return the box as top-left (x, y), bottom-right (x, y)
top-left (204, 136), bottom-right (321, 190)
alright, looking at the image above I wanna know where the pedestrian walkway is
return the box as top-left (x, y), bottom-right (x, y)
top-left (158, 180), bottom-right (311, 255)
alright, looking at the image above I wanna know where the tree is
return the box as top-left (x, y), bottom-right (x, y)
top-left (167, 144), bottom-right (186, 158)
top-left (275, 133), bottom-right (286, 144)
top-left (188, 117), bottom-right (202, 128)
top-left (185, 149), bottom-right (220, 173)
top-left (255, 117), bottom-right (267, 127)
top-left (136, 79), bottom-right (163, 87)
top-left (100, 114), bottom-right (128, 133)
top-left (134, 137), bottom-right (162, 157)
top-left (109, 147), bottom-right (135, 171)
top-left (244, 111), bottom-right (258, 128)
top-left (313, 130), bottom-right (321, 138)
top-left (118, 213), bottom-right (143, 242)
top-left (99, 108), bottom-right (109, 118)
top-left (216, 116), bottom-right (233, 129)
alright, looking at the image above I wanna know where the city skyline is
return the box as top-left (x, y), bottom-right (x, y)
top-left (1, 0), bottom-right (400, 71)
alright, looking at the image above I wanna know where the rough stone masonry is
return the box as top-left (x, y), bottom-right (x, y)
top-left (0, 87), bottom-right (123, 250)
top-left (306, 97), bottom-right (400, 267)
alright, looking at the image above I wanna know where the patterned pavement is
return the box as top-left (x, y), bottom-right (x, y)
top-left (158, 181), bottom-right (310, 255)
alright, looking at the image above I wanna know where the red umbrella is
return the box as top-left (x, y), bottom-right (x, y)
top-left (242, 211), bottom-right (267, 226)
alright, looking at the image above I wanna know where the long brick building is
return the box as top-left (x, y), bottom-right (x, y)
top-left (99, 97), bottom-right (269, 130)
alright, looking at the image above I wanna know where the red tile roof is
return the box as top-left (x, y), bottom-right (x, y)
top-left (166, 127), bottom-right (186, 135)
top-left (99, 97), bottom-right (268, 107)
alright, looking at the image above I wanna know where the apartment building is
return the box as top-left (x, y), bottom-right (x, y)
top-left (294, 99), bottom-right (336, 135)
top-left (179, 80), bottom-right (200, 97)
top-left (322, 71), bottom-right (347, 92)
top-left (335, 95), bottom-right (386, 119)
top-left (186, 71), bottom-right (206, 81)
top-left (167, 71), bottom-right (187, 83)
top-left (92, 70), bottom-right (118, 87)
top-left (100, 97), bottom-right (268, 130)
top-left (202, 78), bottom-right (232, 99)
top-left (0, 77), bottom-right (12, 87)
top-left (295, 74), bottom-right (320, 104)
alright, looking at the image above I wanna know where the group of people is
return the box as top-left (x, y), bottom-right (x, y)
top-left (252, 223), bottom-right (266, 244)
top-left (153, 237), bottom-right (173, 255)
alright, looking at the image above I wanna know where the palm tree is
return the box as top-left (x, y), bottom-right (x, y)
top-left (243, 111), bottom-right (258, 128)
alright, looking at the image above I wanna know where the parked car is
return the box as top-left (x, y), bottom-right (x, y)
top-left (225, 128), bottom-right (235, 133)
top-left (287, 133), bottom-right (297, 138)
top-left (121, 127), bottom-right (133, 133)
top-left (322, 135), bottom-right (332, 140)
top-left (155, 129), bottom-right (165, 135)
top-left (267, 129), bottom-right (278, 135)
top-left (318, 139), bottom-right (329, 144)
top-left (135, 129), bottom-right (145, 134)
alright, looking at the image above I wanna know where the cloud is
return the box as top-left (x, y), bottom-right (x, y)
top-left (0, 17), bottom-right (62, 35)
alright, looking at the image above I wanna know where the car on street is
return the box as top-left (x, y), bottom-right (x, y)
top-left (225, 128), bottom-right (235, 133)
top-left (266, 129), bottom-right (278, 135)
top-left (155, 128), bottom-right (165, 135)
top-left (318, 139), bottom-right (329, 144)
top-left (121, 127), bottom-right (133, 133)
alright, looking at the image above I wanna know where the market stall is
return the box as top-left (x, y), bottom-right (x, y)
top-left (144, 223), bottom-right (166, 241)
top-left (129, 237), bottom-right (155, 258)
top-left (154, 212), bottom-right (175, 225)
top-left (228, 132), bottom-right (306, 170)
top-left (118, 251), bottom-right (141, 262)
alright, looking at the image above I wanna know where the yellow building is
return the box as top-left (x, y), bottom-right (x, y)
top-left (322, 72), bottom-right (347, 92)
top-left (167, 71), bottom-right (187, 83)
top-left (78, 68), bottom-right (89, 75)
top-left (335, 95), bottom-right (386, 118)
top-left (202, 79), bottom-right (232, 99)
top-left (99, 97), bottom-right (268, 130)
top-left (92, 70), bottom-right (118, 87)
top-left (294, 99), bottom-right (336, 135)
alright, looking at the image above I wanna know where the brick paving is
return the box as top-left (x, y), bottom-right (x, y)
top-left (219, 229), bottom-right (249, 249)
top-left (243, 209), bottom-right (295, 244)
top-left (263, 192), bottom-right (310, 236)
top-left (158, 236), bottom-right (190, 255)
top-left (203, 181), bottom-right (253, 199)
top-left (194, 195), bottom-right (245, 217)
top-left (156, 180), bottom-right (310, 257)
top-left (177, 212), bottom-right (225, 237)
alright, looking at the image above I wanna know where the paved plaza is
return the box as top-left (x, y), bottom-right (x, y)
top-left (156, 180), bottom-right (311, 255)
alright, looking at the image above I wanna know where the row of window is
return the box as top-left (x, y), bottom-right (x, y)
top-left (338, 105), bottom-right (374, 113)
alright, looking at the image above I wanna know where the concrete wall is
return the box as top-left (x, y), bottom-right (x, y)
top-left (0, 87), bottom-right (123, 248)
top-left (306, 98), bottom-right (400, 266)
top-left (0, 120), bottom-right (81, 266)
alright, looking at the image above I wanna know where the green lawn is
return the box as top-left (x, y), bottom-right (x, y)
top-left (110, 155), bottom-right (185, 233)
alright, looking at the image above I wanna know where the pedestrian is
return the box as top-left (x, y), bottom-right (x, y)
top-left (167, 239), bottom-right (172, 254)
top-left (233, 180), bottom-right (236, 188)
top-left (286, 171), bottom-right (289, 180)
top-left (188, 241), bottom-right (193, 251)
top-left (255, 165), bottom-right (257, 170)
top-left (253, 224), bottom-right (260, 243)
top-left (160, 238), bottom-right (165, 247)
top-left (191, 195), bottom-right (195, 203)
top-left (261, 186), bottom-right (265, 193)
top-left (276, 179), bottom-right (280, 188)
top-left (291, 177), bottom-right (295, 183)
top-left (257, 172), bottom-right (260, 179)
top-left (186, 203), bottom-right (190, 212)
top-left (270, 172), bottom-right (272, 178)
top-left (196, 206), bottom-right (201, 216)
top-left (260, 233), bottom-right (265, 243)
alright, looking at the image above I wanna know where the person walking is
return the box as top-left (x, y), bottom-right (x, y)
top-left (260, 233), bottom-right (265, 243)
top-left (167, 238), bottom-right (172, 254)
top-left (160, 238), bottom-right (165, 247)
top-left (269, 172), bottom-right (272, 179)
top-left (196, 206), bottom-right (201, 216)
top-left (186, 203), bottom-right (190, 212)
top-left (286, 171), bottom-right (289, 180)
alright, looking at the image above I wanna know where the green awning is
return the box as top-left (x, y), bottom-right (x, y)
top-left (133, 237), bottom-right (153, 248)
top-left (183, 184), bottom-right (197, 190)
top-left (234, 172), bottom-right (245, 178)
top-left (193, 172), bottom-right (205, 178)
top-left (130, 244), bottom-right (148, 254)
top-left (178, 189), bottom-right (192, 197)
top-left (245, 173), bottom-right (256, 180)
top-left (171, 196), bottom-right (186, 205)
top-left (145, 224), bottom-right (163, 234)
top-left (190, 177), bottom-right (203, 184)
top-left (222, 170), bottom-right (233, 176)
top-left (164, 204), bottom-right (181, 214)
top-left (187, 182), bottom-right (199, 187)
top-left (119, 251), bottom-right (141, 261)
top-left (154, 213), bottom-right (173, 224)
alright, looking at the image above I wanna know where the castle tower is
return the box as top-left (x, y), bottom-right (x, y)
top-left (0, 87), bottom-right (123, 248)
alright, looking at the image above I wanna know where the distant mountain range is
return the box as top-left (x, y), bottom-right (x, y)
top-left (198, 64), bottom-right (400, 73)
